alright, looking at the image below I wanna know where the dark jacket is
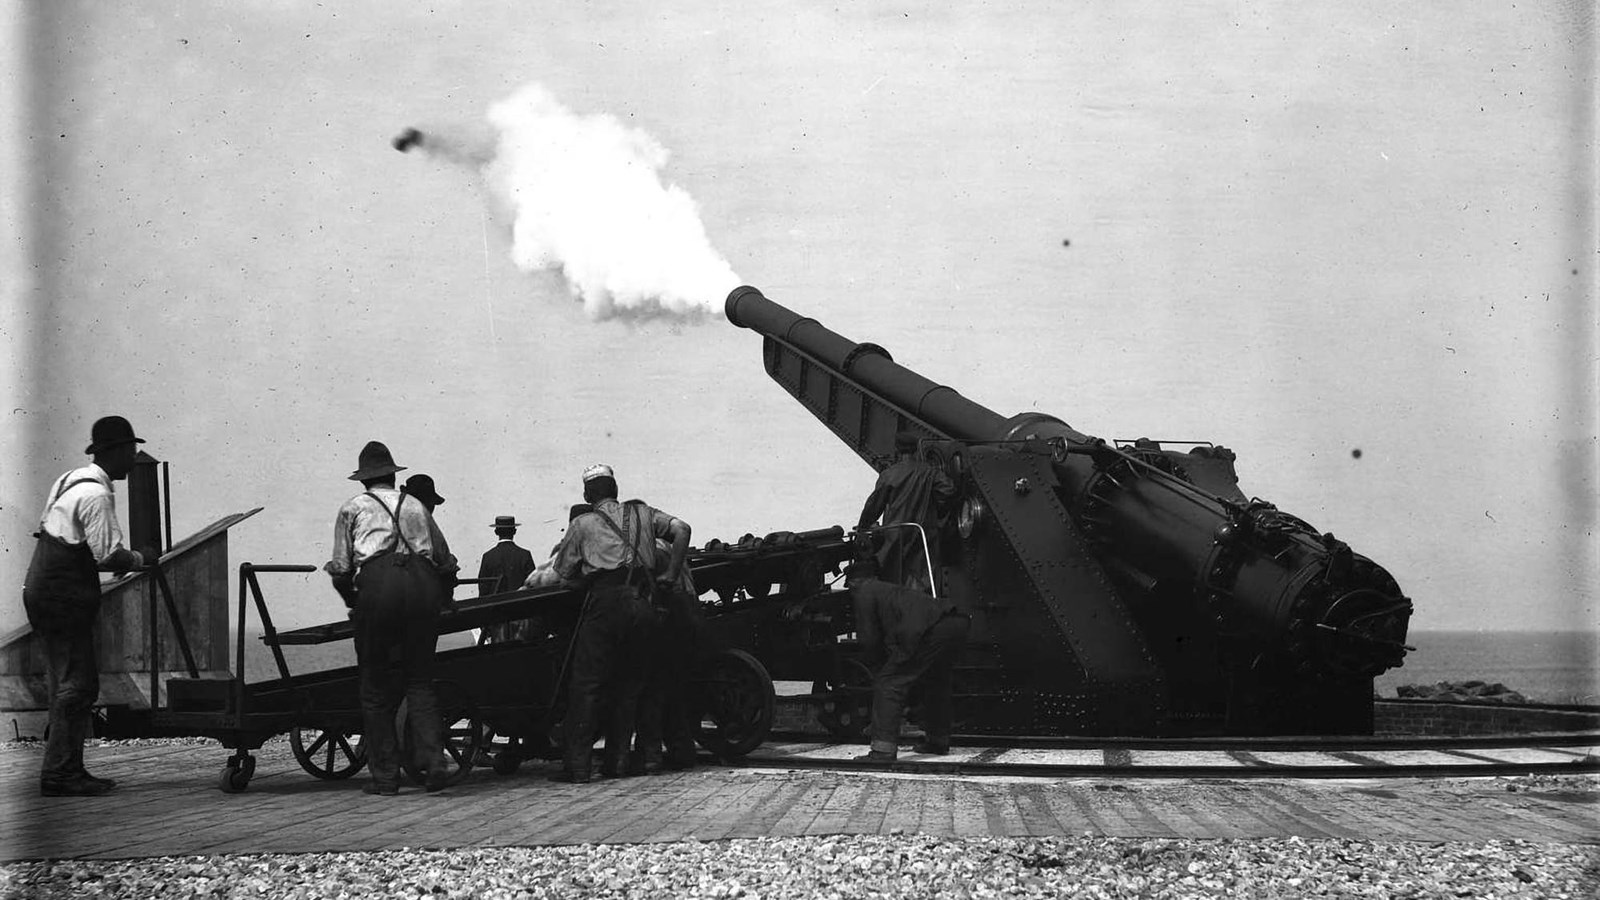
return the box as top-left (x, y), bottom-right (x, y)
top-left (857, 456), bottom-right (958, 587)
top-left (851, 579), bottom-right (959, 668)
top-left (857, 456), bottom-right (957, 535)
top-left (477, 540), bottom-right (536, 596)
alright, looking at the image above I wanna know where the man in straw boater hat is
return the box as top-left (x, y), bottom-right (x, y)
top-left (546, 464), bottom-right (690, 783)
top-left (477, 515), bottom-right (536, 643)
top-left (325, 441), bottom-right (460, 795)
top-left (24, 416), bottom-right (157, 796)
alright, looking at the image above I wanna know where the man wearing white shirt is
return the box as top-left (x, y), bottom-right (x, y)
top-left (325, 441), bottom-right (460, 795)
top-left (24, 416), bottom-right (153, 797)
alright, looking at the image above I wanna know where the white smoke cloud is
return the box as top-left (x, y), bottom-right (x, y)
top-left (475, 84), bottom-right (741, 322)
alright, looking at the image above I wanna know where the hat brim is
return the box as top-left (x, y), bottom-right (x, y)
top-left (348, 463), bottom-right (407, 481)
top-left (85, 436), bottom-right (146, 454)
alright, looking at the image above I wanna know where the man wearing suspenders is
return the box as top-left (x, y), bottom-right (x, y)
top-left (24, 416), bottom-right (153, 797)
top-left (325, 441), bottom-right (460, 795)
top-left (548, 464), bottom-right (691, 783)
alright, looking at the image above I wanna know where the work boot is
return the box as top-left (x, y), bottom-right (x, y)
top-left (911, 741), bottom-right (949, 756)
top-left (853, 749), bottom-right (897, 764)
top-left (425, 764), bottom-right (450, 794)
top-left (41, 776), bottom-right (113, 797)
top-left (664, 743), bottom-right (698, 771)
top-left (547, 769), bottom-right (591, 784)
top-left (80, 771), bottom-right (118, 788)
top-left (600, 751), bottom-right (634, 779)
top-left (625, 748), bottom-right (654, 777)
top-left (362, 782), bottom-right (399, 796)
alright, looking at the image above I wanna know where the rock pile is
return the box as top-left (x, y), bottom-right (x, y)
top-left (1395, 681), bottom-right (1529, 703)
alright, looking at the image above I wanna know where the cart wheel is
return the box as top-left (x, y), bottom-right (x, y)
top-left (692, 648), bottom-right (775, 758)
top-left (400, 680), bottom-right (483, 787)
top-left (812, 657), bottom-right (875, 741)
top-left (290, 725), bottom-right (367, 780)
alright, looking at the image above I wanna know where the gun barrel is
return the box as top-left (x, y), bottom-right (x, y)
top-left (726, 286), bottom-right (1085, 462)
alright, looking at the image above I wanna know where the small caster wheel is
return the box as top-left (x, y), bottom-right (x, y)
top-left (218, 764), bottom-right (251, 793)
top-left (492, 750), bottom-right (523, 776)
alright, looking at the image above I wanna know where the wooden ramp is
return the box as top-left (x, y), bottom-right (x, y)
top-left (0, 509), bottom-right (261, 719)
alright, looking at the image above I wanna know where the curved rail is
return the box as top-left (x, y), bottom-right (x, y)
top-left (732, 733), bottom-right (1600, 780)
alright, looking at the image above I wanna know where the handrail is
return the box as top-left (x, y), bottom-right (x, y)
top-left (234, 563), bottom-right (317, 720)
top-left (859, 522), bottom-right (938, 599)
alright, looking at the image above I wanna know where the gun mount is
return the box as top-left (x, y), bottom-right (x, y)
top-left (726, 285), bottom-right (1412, 736)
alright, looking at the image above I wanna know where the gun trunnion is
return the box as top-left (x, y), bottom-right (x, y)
top-left (727, 285), bottom-right (1412, 736)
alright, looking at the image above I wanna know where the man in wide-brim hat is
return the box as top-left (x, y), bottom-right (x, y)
top-left (401, 474), bottom-right (446, 512)
top-left (25, 416), bottom-right (157, 796)
top-left (325, 440), bottom-right (460, 795)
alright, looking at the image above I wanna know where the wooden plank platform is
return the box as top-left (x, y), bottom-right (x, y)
top-left (1, 739), bottom-right (1595, 861)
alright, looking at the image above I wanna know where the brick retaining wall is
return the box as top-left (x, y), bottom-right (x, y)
top-left (1373, 699), bottom-right (1600, 736)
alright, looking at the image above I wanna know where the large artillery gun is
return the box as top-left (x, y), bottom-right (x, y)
top-left (721, 285), bottom-right (1413, 737)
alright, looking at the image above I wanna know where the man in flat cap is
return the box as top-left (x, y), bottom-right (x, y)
top-left (857, 430), bottom-right (957, 592)
top-left (477, 515), bottom-right (536, 643)
top-left (548, 464), bottom-right (690, 782)
top-left (326, 441), bottom-right (460, 795)
top-left (24, 416), bottom-right (156, 796)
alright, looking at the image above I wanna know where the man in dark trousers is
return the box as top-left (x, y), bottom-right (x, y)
top-left (477, 516), bottom-right (536, 643)
top-left (632, 537), bottom-right (705, 773)
top-left (549, 464), bottom-right (690, 783)
top-left (24, 416), bottom-right (155, 796)
top-left (326, 441), bottom-right (460, 795)
top-left (845, 555), bottom-right (969, 762)
top-left (857, 431), bottom-right (957, 592)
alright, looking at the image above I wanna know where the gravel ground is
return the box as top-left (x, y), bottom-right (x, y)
top-left (3, 835), bottom-right (1596, 899)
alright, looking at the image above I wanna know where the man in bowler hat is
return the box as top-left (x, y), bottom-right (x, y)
top-left (325, 441), bottom-right (460, 794)
top-left (24, 416), bottom-right (156, 796)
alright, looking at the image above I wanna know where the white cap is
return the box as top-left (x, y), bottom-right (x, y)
top-left (582, 463), bottom-right (614, 483)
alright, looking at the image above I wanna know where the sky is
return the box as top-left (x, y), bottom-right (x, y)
top-left (2, 2), bottom-right (1595, 639)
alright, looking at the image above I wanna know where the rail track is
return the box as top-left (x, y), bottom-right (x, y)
top-left (732, 731), bottom-right (1600, 780)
